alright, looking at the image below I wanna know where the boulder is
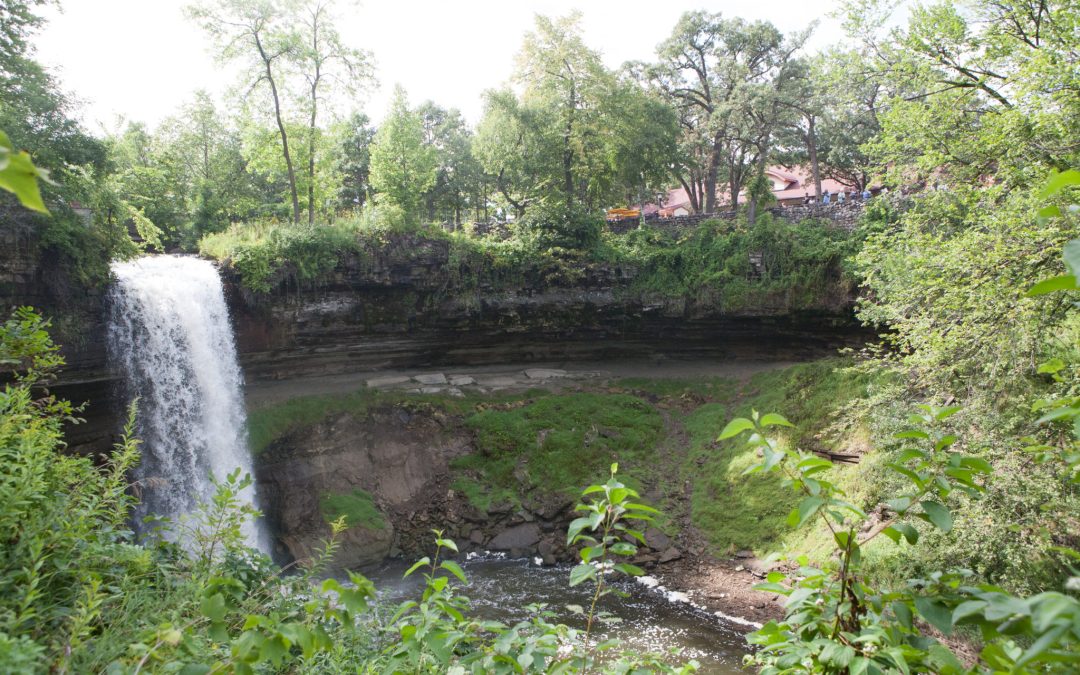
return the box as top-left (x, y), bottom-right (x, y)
top-left (489, 523), bottom-right (542, 552)
top-left (644, 528), bottom-right (672, 551)
top-left (659, 547), bottom-right (683, 563)
top-left (413, 373), bottom-right (448, 385)
top-left (524, 368), bottom-right (567, 379)
top-left (538, 540), bottom-right (557, 566)
top-left (449, 375), bottom-right (475, 386)
top-left (365, 375), bottom-right (411, 388)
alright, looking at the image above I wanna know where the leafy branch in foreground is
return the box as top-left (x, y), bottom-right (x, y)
top-left (723, 406), bottom-right (1080, 673)
top-left (567, 462), bottom-right (658, 644)
top-left (0, 128), bottom-right (51, 213)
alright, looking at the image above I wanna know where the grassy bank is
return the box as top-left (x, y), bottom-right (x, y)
top-left (249, 360), bottom-right (877, 556)
top-left (199, 213), bottom-right (860, 313)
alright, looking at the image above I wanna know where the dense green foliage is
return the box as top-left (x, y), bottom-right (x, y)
top-left (6, 0), bottom-right (1080, 671)
top-left (606, 215), bottom-right (859, 309)
top-left (0, 309), bottom-right (710, 673)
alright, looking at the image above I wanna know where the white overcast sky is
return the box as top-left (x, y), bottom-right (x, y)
top-left (34, 0), bottom-right (852, 134)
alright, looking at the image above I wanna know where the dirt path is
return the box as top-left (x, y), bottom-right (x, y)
top-left (245, 357), bottom-right (797, 409)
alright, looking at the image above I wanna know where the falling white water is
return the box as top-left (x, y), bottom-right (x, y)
top-left (108, 255), bottom-right (268, 552)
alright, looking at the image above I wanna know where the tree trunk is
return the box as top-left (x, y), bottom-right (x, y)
top-left (256, 33), bottom-right (300, 224)
top-left (676, 174), bottom-right (700, 214)
top-left (563, 82), bottom-right (575, 210)
top-left (704, 137), bottom-right (722, 214)
top-left (807, 114), bottom-right (822, 200)
top-left (747, 132), bottom-right (771, 225)
top-left (728, 169), bottom-right (739, 210)
top-left (307, 79), bottom-right (318, 225)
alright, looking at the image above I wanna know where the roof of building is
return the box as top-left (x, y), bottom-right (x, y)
top-left (656, 166), bottom-right (856, 213)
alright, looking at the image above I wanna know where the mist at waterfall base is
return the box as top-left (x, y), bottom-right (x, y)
top-left (108, 255), bottom-right (268, 551)
top-left (367, 556), bottom-right (752, 673)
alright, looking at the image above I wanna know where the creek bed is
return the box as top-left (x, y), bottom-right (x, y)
top-left (365, 556), bottom-right (753, 673)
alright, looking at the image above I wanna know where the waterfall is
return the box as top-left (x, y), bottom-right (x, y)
top-left (108, 255), bottom-right (267, 552)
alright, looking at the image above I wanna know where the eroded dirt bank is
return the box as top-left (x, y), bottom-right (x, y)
top-left (251, 359), bottom-right (806, 626)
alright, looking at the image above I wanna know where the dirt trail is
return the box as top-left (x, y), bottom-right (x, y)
top-left (245, 357), bottom-right (797, 408)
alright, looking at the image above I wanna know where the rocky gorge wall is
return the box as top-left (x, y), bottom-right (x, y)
top-left (3, 229), bottom-right (867, 456)
top-left (225, 233), bottom-right (865, 385)
top-left (4, 227), bottom-right (870, 571)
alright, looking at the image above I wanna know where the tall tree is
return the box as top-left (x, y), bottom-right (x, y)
top-left (187, 0), bottom-right (302, 222)
top-left (332, 111), bottom-right (375, 211)
top-left (291, 0), bottom-right (373, 224)
top-left (646, 12), bottom-right (804, 213)
top-left (417, 102), bottom-right (480, 227)
top-left (369, 86), bottom-right (436, 223)
top-left (742, 32), bottom-right (809, 224)
top-left (515, 13), bottom-right (610, 210)
top-left (473, 89), bottom-right (552, 219)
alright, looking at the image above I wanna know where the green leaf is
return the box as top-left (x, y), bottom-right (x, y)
top-left (887, 496), bottom-right (912, 514)
top-left (928, 644), bottom-right (965, 674)
top-left (892, 601), bottom-right (913, 630)
top-left (1064, 239), bottom-right (1080, 277)
top-left (613, 563), bottom-right (644, 577)
top-left (914, 596), bottom-right (953, 635)
top-left (200, 593), bottom-right (226, 622)
top-left (1037, 358), bottom-right (1067, 374)
top-left (959, 456), bottom-right (993, 474)
top-left (849, 656), bottom-right (870, 675)
top-left (888, 462), bottom-right (925, 490)
top-left (1027, 275), bottom-right (1078, 296)
top-left (440, 560), bottom-right (467, 584)
top-left (0, 148), bottom-right (49, 213)
top-left (820, 642), bottom-right (855, 668)
top-left (759, 413), bottom-right (794, 428)
top-left (920, 501), bottom-right (953, 532)
top-left (895, 430), bottom-right (930, 440)
top-left (569, 563), bottom-right (596, 587)
top-left (1036, 406), bottom-right (1080, 424)
top-left (718, 417), bottom-right (754, 440)
top-left (624, 502), bottom-right (661, 514)
top-left (787, 496), bottom-right (824, 528)
top-left (1038, 169), bottom-right (1080, 199)
top-left (933, 406), bottom-right (962, 421)
top-left (609, 542), bottom-right (636, 556)
top-left (951, 599), bottom-right (988, 624)
top-left (403, 557), bottom-right (430, 578)
top-left (436, 538), bottom-right (458, 553)
top-left (567, 516), bottom-right (593, 544)
top-left (894, 522), bottom-right (919, 544)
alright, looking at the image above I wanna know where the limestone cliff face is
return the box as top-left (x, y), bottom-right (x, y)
top-left (224, 234), bottom-right (863, 385)
top-left (254, 402), bottom-right (585, 569)
top-left (256, 404), bottom-right (473, 569)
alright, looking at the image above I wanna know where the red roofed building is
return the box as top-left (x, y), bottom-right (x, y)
top-left (655, 166), bottom-right (856, 216)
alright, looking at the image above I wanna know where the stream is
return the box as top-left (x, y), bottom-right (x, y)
top-left (365, 556), bottom-right (753, 673)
